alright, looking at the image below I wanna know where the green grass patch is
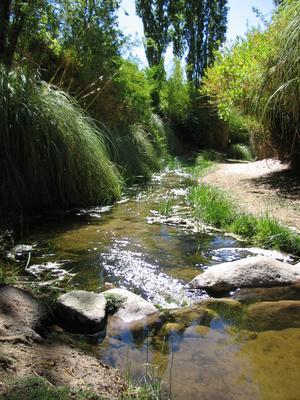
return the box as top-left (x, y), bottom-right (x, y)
top-left (189, 185), bottom-right (235, 228)
top-left (158, 199), bottom-right (174, 217)
top-left (0, 376), bottom-right (103, 400)
top-left (188, 184), bottom-right (300, 256)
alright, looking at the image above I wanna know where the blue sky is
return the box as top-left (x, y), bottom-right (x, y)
top-left (118, 0), bottom-right (275, 67)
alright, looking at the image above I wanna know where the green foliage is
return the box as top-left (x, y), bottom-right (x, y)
top-left (104, 293), bottom-right (124, 314)
top-left (161, 59), bottom-right (189, 125)
top-left (0, 376), bottom-right (103, 400)
top-left (108, 115), bottom-right (168, 183)
top-left (187, 151), bottom-right (216, 177)
top-left (0, 66), bottom-right (122, 221)
top-left (253, 216), bottom-right (300, 254)
top-left (230, 214), bottom-right (258, 237)
top-left (189, 185), bottom-right (236, 227)
top-left (227, 144), bottom-right (253, 161)
top-left (136, 1), bottom-right (228, 88)
top-left (202, 0), bottom-right (300, 166)
top-left (158, 199), bottom-right (173, 217)
top-left (189, 182), bottom-right (300, 256)
top-left (226, 113), bottom-right (250, 145)
top-left (113, 60), bottom-right (152, 125)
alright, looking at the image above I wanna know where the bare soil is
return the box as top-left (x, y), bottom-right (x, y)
top-left (0, 285), bottom-right (127, 399)
top-left (202, 159), bottom-right (300, 230)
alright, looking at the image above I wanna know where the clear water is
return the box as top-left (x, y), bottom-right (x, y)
top-left (23, 167), bottom-right (300, 400)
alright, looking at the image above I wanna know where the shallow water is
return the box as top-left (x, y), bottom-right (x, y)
top-left (24, 166), bottom-right (300, 399)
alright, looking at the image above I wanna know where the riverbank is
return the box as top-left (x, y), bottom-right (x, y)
top-left (202, 159), bottom-right (300, 231)
top-left (1, 159), bottom-right (300, 400)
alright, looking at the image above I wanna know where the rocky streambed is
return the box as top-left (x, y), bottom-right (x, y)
top-left (1, 166), bottom-right (300, 399)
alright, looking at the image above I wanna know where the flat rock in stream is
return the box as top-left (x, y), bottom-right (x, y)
top-left (56, 290), bottom-right (107, 334)
top-left (246, 300), bottom-right (300, 331)
top-left (232, 283), bottom-right (300, 303)
top-left (190, 256), bottom-right (300, 292)
top-left (101, 288), bottom-right (158, 323)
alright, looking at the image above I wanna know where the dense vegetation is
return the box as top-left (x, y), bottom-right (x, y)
top-left (202, 0), bottom-right (300, 166)
top-left (0, 0), bottom-right (299, 218)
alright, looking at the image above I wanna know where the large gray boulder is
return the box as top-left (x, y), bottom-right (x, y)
top-left (101, 288), bottom-right (158, 323)
top-left (56, 290), bottom-right (107, 333)
top-left (190, 256), bottom-right (300, 292)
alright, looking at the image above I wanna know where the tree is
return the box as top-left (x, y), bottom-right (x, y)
top-left (135, 0), bottom-right (170, 68)
top-left (0, 0), bottom-right (29, 67)
top-left (136, 0), bottom-right (228, 89)
top-left (184, 0), bottom-right (228, 88)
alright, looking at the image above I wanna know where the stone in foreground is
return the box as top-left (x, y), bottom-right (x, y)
top-left (56, 290), bottom-right (106, 333)
top-left (101, 288), bottom-right (158, 323)
top-left (190, 256), bottom-right (300, 292)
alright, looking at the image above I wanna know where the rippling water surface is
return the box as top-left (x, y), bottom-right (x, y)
top-left (24, 166), bottom-right (300, 400)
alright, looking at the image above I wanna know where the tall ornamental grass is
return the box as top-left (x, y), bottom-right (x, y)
top-left (0, 66), bottom-right (122, 220)
top-left (108, 115), bottom-right (169, 183)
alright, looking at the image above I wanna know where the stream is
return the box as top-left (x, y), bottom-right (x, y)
top-left (18, 165), bottom-right (300, 400)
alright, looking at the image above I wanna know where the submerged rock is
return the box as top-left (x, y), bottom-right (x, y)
top-left (246, 300), bottom-right (300, 331)
top-left (167, 304), bottom-right (217, 326)
top-left (56, 290), bottom-right (107, 334)
top-left (197, 298), bottom-right (243, 322)
top-left (190, 256), bottom-right (300, 292)
top-left (232, 283), bottom-right (300, 303)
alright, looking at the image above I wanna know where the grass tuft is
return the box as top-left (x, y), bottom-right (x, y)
top-left (0, 66), bottom-right (122, 221)
top-left (189, 185), bottom-right (235, 228)
top-left (189, 183), bottom-right (300, 256)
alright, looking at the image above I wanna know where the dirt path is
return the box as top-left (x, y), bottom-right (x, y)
top-left (202, 159), bottom-right (300, 231)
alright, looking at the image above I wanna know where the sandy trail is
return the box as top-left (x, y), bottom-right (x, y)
top-left (202, 159), bottom-right (300, 230)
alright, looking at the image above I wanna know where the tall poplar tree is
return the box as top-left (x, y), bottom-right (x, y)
top-left (136, 0), bottom-right (228, 89)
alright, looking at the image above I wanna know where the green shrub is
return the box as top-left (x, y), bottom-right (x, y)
top-left (202, 0), bottom-right (300, 166)
top-left (227, 144), bottom-right (253, 161)
top-left (0, 66), bottom-right (122, 221)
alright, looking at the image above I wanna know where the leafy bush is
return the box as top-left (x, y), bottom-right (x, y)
top-left (202, 0), bottom-right (300, 166)
top-left (227, 144), bottom-right (253, 161)
top-left (0, 66), bottom-right (122, 221)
